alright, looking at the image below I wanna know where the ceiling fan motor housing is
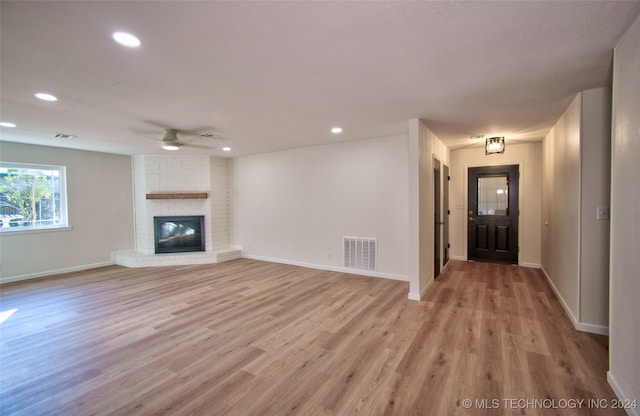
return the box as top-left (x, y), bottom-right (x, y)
top-left (162, 129), bottom-right (179, 143)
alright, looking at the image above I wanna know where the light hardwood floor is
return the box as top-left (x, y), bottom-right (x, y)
top-left (0, 259), bottom-right (624, 415)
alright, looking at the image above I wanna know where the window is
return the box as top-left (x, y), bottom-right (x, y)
top-left (477, 175), bottom-right (508, 216)
top-left (0, 162), bottom-right (68, 232)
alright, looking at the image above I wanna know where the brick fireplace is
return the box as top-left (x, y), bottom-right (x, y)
top-left (113, 155), bottom-right (240, 267)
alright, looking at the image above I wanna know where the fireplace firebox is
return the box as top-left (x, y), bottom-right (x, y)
top-left (154, 216), bottom-right (205, 254)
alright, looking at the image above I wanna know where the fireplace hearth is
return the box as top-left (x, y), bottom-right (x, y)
top-left (154, 216), bottom-right (205, 254)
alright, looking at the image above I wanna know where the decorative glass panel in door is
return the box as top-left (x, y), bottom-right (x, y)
top-left (477, 176), bottom-right (508, 216)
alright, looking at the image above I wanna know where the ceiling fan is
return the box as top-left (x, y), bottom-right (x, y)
top-left (159, 128), bottom-right (217, 151)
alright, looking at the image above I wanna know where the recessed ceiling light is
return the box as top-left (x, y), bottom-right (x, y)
top-left (331, 127), bottom-right (342, 134)
top-left (35, 92), bottom-right (58, 102)
top-left (112, 31), bottom-right (141, 48)
top-left (0, 122), bottom-right (17, 128)
top-left (222, 147), bottom-right (231, 152)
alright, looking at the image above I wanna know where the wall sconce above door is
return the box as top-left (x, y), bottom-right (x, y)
top-left (485, 137), bottom-right (505, 155)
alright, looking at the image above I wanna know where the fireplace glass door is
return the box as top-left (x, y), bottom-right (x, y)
top-left (154, 216), bottom-right (205, 254)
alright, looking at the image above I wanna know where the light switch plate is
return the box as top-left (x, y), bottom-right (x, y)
top-left (596, 206), bottom-right (610, 221)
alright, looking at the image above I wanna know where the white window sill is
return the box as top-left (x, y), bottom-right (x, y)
top-left (0, 226), bottom-right (73, 236)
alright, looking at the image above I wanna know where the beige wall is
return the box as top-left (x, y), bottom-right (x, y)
top-left (0, 142), bottom-right (134, 282)
top-left (609, 13), bottom-right (640, 409)
top-left (449, 142), bottom-right (542, 267)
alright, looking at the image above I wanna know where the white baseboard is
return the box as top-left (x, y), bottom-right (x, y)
top-left (607, 372), bottom-right (639, 416)
top-left (0, 261), bottom-right (114, 284)
top-left (575, 322), bottom-right (609, 336)
top-left (449, 255), bottom-right (466, 261)
top-left (408, 277), bottom-right (435, 301)
top-left (243, 254), bottom-right (409, 282)
top-left (540, 265), bottom-right (579, 326)
top-left (540, 266), bottom-right (609, 336)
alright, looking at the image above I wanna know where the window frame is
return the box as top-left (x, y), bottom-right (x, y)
top-left (0, 161), bottom-right (69, 234)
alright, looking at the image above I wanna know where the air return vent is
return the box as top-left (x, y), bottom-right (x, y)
top-left (53, 133), bottom-right (77, 139)
top-left (343, 237), bottom-right (377, 271)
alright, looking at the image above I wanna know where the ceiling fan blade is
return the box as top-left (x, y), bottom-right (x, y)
top-left (141, 120), bottom-right (217, 136)
top-left (184, 143), bottom-right (216, 149)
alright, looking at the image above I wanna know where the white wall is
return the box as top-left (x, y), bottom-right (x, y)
top-left (0, 142), bottom-right (134, 282)
top-left (407, 119), bottom-right (449, 299)
top-left (210, 157), bottom-right (231, 250)
top-left (579, 87), bottom-right (611, 329)
top-left (449, 142), bottom-right (542, 267)
top-left (541, 88), bottom-right (612, 335)
top-left (232, 135), bottom-right (409, 280)
top-left (609, 14), bottom-right (640, 412)
top-left (542, 94), bottom-right (582, 323)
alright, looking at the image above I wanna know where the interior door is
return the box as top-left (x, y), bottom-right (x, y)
top-left (434, 157), bottom-right (441, 278)
top-left (443, 164), bottom-right (450, 267)
top-left (468, 164), bottom-right (519, 264)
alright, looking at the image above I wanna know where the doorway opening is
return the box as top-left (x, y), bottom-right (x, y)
top-left (434, 158), bottom-right (450, 278)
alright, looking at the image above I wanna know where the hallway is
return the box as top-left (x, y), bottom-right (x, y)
top-left (421, 260), bottom-right (621, 415)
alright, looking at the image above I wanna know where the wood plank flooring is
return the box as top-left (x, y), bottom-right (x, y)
top-left (0, 259), bottom-right (623, 415)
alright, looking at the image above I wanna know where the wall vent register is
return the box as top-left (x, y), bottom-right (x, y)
top-left (343, 237), bottom-right (377, 271)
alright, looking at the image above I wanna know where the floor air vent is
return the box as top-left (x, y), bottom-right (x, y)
top-left (343, 237), bottom-right (377, 271)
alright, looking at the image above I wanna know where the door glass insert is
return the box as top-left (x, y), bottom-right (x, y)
top-left (477, 176), bottom-right (508, 216)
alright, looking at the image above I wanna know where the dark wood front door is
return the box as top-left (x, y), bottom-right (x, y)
top-left (468, 164), bottom-right (519, 264)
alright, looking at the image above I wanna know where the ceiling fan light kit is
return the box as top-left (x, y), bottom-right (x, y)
top-left (161, 129), bottom-right (181, 151)
top-left (162, 143), bottom-right (180, 151)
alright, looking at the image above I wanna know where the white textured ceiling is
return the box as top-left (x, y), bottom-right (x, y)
top-left (1, 1), bottom-right (639, 157)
